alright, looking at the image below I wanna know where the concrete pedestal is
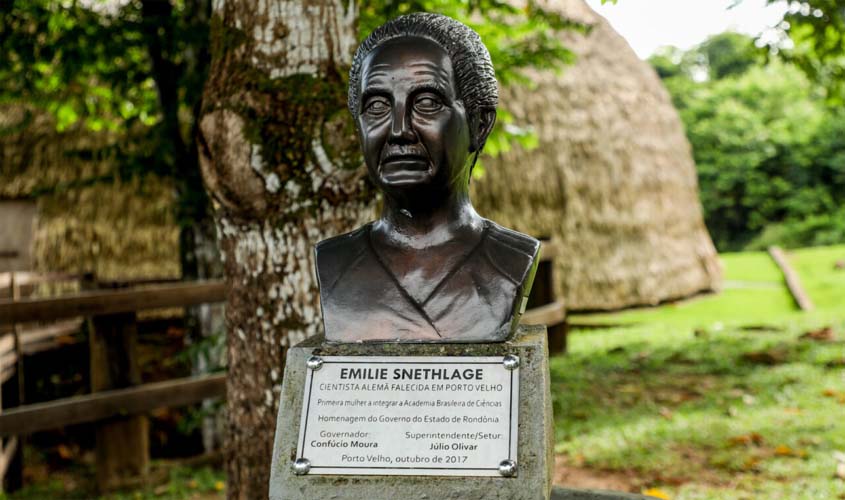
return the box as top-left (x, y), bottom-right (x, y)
top-left (269, 325), bottom-right (652, 500)
top-left (270, 325), bottom-right (553, 499)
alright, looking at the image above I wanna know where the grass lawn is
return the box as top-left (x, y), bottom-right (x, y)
top-left (555, 245), bottom-right (845, 499)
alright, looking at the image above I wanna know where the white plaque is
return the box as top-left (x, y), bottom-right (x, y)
top-left (294, 355), bottom-right (519, 476)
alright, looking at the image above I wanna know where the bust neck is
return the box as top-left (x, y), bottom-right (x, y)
top-left (372, 190), bottom-right (484, 251)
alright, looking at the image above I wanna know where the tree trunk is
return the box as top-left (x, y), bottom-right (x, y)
top-left (198, 1), bottom-right (373, 497)
top-left (142, 0), bottom-right (227, 452)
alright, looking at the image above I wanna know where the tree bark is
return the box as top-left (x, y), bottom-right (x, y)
top-left (198, 1), bottom-right (373, 497)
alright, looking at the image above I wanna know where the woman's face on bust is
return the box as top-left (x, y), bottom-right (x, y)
top-left (356, 36), bottom-right (472, 198)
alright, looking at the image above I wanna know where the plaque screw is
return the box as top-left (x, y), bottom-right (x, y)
top-left (498, 459), bottom-right (517, 477)
top-left (293, 458), bottom-right (311, 475)
top-left (306, 356), bottom-right (323, 371)
top-left (503, 355), bottom-right (520, 370)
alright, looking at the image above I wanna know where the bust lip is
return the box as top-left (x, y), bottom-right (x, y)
top-left (383, 154), bottom-right (427, 163)
top-left (380, 153), bottom-right (429, 172)
top-left (379, 161), bottom-right (432, 185)
top-left (376, 148), bottom-right (431, 185)
top-left (381, 145), bottom-right (427, 161)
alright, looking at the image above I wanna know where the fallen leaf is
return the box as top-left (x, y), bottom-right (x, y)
top-left (633, 351), bottom-right (651, 362)
top-left (618, 384), bottom-right (641, 394)
top-left (729, 432), bottom-right (764, 447)
top-left (742, 456), bottom-right (761, 471)
top-left (822, 389), bottom-right (845, 403)
top-left (666, 352), bottom-right (696, 364)
top-left (187, 479), bottom-right (198, 489)
top-left (642, 487), bottom-right (671, 499)
top-left (773, 445), bottom-right (807, 458)
top-left (214, 480), bottom-right (225, 491)
top-left (800, 326), bottom-right (835, 342)
top-left (799, 436), bottom-right (822, 446)
top-left (659, 406), bottom-right (674, 420)
top-left (783, 407), bottom-right (803, 415)
top-left (774, 445), bottom-right (793, 456)
top-left (739, 324), bottom-right (783, 333)
top-left (742, 347), bottom-right (789, 365)
top-left (837, 462), bottom-right (845, 480)
top-left (834, 259), bottom-right (844, 270)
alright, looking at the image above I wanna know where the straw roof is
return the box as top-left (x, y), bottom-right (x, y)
top-left (472, 0), bottom-right (722, 310)
top-left (0, 105), bottom-right (180, 280)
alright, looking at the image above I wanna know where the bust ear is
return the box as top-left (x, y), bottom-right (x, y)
top-left (470, 107), bottom-right (496, 153)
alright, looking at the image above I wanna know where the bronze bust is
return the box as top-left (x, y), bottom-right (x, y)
top-left (316, 13), bottom-right (539, 343)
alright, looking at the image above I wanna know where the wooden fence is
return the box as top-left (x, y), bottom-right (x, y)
top-left (0, 277), bottom-right (227, 491)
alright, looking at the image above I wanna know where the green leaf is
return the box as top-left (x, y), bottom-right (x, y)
top-left (55, 103), bottom-right (79, 131)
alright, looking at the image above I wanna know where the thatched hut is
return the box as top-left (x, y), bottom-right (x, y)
top-left (3, 0), bottom-right (720, 309)
top-left (0, 105), bottom-right (180, 280)
top-left (472, 0), bottom-right (722, 311)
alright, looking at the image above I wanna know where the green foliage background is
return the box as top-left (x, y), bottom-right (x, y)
top-left (650, 32), bottom-right (845, 251)
top-left (0, 0), bottom-right (578, 222)
top-left (762, 0), bottom-right (845, 104)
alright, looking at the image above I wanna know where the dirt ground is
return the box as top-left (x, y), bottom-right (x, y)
top-left (554, 455), bottom-right (644, 493)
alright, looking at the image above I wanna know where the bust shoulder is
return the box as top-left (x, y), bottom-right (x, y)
top-left (481, 220), bottom-right (541, 287)
top-left (314, 224), bottom-right (370, 294)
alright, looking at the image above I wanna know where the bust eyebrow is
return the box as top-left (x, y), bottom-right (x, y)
top-left (409, 83), bottom-right (451, 101)
top-left (361, 84), bottom-right (391, 95)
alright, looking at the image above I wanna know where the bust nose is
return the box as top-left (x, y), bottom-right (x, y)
top-left (388, 102), bottom-right (417, 144)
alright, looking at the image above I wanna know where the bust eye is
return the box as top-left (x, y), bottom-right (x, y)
top-left (364, 98), bottom-right (390, 116)
top-left (414, 95), bottom-right (443, 113)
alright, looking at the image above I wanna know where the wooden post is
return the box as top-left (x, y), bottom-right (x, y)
top-left (0, 438), bottom-right (19, 489)
top-left (1, 273), bottom-right (5, 483)
top-left (86, 276), bottom-right (148, 492)
top-left (768, 246), bottom-right (814, 311)
top-left (548, 318), bottom-right (568, 354)
top-left (527, 243), bottom-right (568, 354)
top-left (2, 273), bottom-right (23, 492)
top-left (10, 274), bottom-right (24, 406)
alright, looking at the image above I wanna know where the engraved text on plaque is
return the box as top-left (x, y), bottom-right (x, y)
top-left (294, 356), bottom-right (520, 476)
